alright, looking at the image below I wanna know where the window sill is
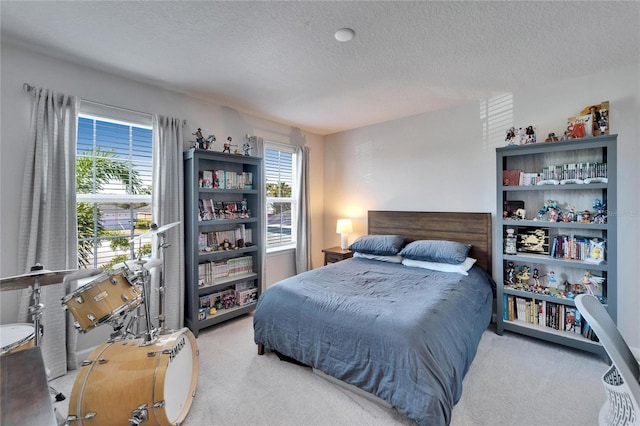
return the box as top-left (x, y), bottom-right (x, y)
top-left (266, 244), bottom-right (296, 255)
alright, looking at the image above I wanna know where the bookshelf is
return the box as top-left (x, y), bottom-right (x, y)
top-left (496, 135), bottom-right (617, 356)
top-left (183, 148), bottom-right (264, 337)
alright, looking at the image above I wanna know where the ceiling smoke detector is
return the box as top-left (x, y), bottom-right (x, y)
top-left (334, 28), bottom-right (355, 42)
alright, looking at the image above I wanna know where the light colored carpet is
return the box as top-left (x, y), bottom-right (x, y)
top-left (50, 314), bottom-right (607, 425)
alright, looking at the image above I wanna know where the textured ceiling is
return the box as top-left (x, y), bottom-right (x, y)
top-left (2, 1), bottom-right (639, 135)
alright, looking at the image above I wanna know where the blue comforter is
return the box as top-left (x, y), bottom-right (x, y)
top-left (253, 257), bottom-right (494, 425)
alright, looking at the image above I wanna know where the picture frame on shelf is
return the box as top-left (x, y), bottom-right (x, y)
top-left (580, 101), bottom-right (610, 136)
top-left (516, 226), bottom-right (550, 255)
top-left (566, 114), bottom-right (592, 139)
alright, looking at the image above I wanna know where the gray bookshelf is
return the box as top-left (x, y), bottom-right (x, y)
top-left (183, 148), bottom-right (264, 337)
top-left (496, 135), bottom-right (617, 356)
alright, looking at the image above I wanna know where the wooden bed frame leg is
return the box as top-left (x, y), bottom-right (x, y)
top-left (257, 344), bottom-right (265, 355)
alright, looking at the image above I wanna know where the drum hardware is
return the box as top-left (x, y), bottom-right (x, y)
top-left (130, 221), bottom-right (180, 336)
top-left (129, 403), bottom-right (149, 425)
top-left (65, 412), bottom-right (96, 423)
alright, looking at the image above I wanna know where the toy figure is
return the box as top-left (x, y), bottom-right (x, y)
top-left (242, 142), bottom-right (251, 156)
top-left (516, 265), bottom-right (530, 287)
top-left (505, 261), bottom-right (516, 286)
top-left (548, 270), bottom-right (557, 286)
top-left (192, 128), bottom-right (205, 149)
top-left (532, 268), bottom-right (540, 286)
top-left (525, 126), bottom-right (536, 144)
top-left (241, 198), bottom-right (248, 218)
top-left (505, 127), bottom-right (517, 145)
top-left (545, 132), bottom-right (559, 142)
top-left (592, 199), bottom-right (607, 224)
top-left (205, 134), bottom-right (216, 150)
top-left (223, 137), bottom-right (232, 153)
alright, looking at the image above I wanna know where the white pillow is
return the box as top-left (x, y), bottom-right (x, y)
top-left (353, 251), bottom-right (404, 263)
top-left (401, 257), bottom-right (477, 275)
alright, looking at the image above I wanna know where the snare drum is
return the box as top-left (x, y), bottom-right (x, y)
top-left (1, 323), bottom-right (36, 356)
top-left (62, 271), bottom-right (142, 332)
top-left (68, 328), bottom-right (199, 425)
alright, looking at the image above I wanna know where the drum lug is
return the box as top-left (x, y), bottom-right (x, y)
top-left (153, 400), bottom-right (165, 409)
top-left (121, 294), bottom-right (129, 302)
top-left (110, 276), bottom-right (118, 285)
top-left (75, 296), bottom-right (84, 304)
top-left (129, 404), bottom-right (148, 425)
top-left (86, 313), bottom-right (96, 322)
top-left (81, 358), bottom-right (108, 366)
top-left (66, 412), bottom-right (96, 423)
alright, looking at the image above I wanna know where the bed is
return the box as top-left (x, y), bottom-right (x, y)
top-left (253, 211), bottom-right (494, 425)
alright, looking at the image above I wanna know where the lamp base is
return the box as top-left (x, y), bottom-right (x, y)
top-left (340, 234), bottom-right (349, 250)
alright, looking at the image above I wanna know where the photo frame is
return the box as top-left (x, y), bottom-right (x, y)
top-left (580, 101), bottom-right (610, 136)
top-left (516, 227), bottom-right (550, 255)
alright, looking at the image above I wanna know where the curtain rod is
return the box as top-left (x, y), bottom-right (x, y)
top-left (23, 82), bottom-right (187, 126)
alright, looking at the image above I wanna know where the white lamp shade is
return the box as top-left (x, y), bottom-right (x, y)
top-left (336, 219), bottom-right (353, 234)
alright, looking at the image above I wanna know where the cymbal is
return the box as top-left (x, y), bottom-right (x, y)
top-left (113, 258), bottom-right (162, 271)
top-left (0, 268), bottom-right (78, 292)
top-left (130, 221), bottom-right (181, 243)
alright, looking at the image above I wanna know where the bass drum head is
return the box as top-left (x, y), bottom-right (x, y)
top-left (155, 329), bottom-right (199, 424)
top-left (69, 328), bottom-right (198, 425)
top-left (1, 323), bottom-right (35, 355)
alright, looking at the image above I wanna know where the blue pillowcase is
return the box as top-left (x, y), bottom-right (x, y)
top-left (349, 235), bottom-right (406, 256)
top-left (399, 240), bottom-right (471, 264)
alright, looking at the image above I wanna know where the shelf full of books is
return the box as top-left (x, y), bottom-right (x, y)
top-left (184, 148), bottom-right (264, 336)
top-left (496, 135), bottom-right (617, 356)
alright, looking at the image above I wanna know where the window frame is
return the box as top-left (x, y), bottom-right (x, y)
top-left (264, 142), bottom-right (298, 253)
top-left (76, 101), bottom-right (153, 270)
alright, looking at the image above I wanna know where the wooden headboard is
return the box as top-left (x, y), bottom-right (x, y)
top-left (368, 211), bottom-right (492, 275)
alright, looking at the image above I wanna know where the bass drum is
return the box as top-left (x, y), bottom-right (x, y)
top-left (68, 328), bottom-right (199, 425)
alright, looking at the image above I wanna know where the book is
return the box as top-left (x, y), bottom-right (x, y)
top-left (502, 169), bottom-right (521, 186)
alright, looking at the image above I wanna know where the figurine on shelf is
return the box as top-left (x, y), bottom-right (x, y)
top-left (545, 132), bottom-right (559, 142)
top-left (581, 270), bottom-right (605, 296)
top-left (524, 125), bottom-right (537, 144)
top-left (548, 270), bottom-right (557, 287)
top-left (192, 128), bottom-right (205, 149)
top-left (592, 199), bottom-right (607, 224)
top-left (516, 265), bottom-right (530, 287)
top-left (243, 142), bottom-right (251, 156)
top-left (505, 261), bottom-right (516, 286)
top-left (240, 198), bottom-right (249, 218)
top-left (505, 127), bottom-right (517, 146)
top-left (532, 268), bottom-right (540, 287)
top-left (223, 137), bottom-right (232, 153)
top-left (205, 134), bottom-right (216, 150)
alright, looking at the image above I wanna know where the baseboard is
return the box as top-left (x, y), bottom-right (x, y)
top-left (312, 368), bottom-right (393, 409)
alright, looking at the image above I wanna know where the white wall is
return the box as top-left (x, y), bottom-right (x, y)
top-left (0, 43), bottom-right (325, 348)
top-left (323, 63), bottom-right (640, 351)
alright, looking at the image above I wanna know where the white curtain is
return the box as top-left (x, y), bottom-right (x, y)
top-left (17, 84), bottom-right (79, 378)
top-left (151, 115), bottom-right (185, 331)
top-left (295, 146), bottom-right (311, 273)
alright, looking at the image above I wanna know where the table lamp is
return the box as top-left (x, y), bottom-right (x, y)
top-left (336, 219), bottom-right (353, 250)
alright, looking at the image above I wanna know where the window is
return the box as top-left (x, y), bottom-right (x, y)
top-left (76, 101), bottom-right (153, 270)
top-left (265, 144), bottom-right (298, 250)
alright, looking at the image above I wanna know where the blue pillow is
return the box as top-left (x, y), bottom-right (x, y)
top-left (399, 240), bottom-right (471, 264)
top-left (348, 235), bottom-right (405, 256)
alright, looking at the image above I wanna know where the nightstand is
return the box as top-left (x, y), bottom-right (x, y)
top-left (322, 246), bottom-right (354, 265)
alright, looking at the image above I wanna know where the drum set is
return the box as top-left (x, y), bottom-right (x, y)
top-left (1, 222), bottom-right (199, 426)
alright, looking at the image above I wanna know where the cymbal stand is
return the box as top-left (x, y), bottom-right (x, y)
top-left (27, 264), bottom-right (46, 346)
top-left (156, 229), bottom-right (171, 335)
top-left (138, 262), bottom-right (156, 344)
